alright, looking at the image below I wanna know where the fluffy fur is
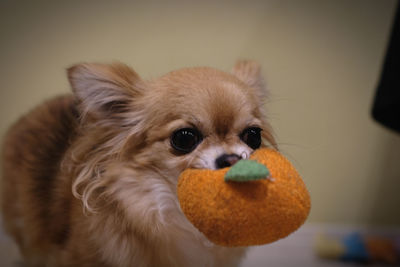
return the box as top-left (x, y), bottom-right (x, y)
top-left (1, 60), bottom-right (276, 267)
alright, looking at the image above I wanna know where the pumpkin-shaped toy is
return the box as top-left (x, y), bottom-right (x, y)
top-left (177, 148), bottom-right (311, 247)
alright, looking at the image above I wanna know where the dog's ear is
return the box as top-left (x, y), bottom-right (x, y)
top-left (68, 62), bottom-right (143, 125)
top-left (232, 60), bottom-right (267, 98)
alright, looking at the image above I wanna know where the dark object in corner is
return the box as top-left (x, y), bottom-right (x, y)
top-left (372, 4), bottom-right (400, 133)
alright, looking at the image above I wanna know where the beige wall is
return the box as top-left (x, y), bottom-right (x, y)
top-left (1, 0), bottom-right (399, 226)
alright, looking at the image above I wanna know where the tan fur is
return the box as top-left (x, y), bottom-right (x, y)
top-left (1, 60), bottom-right (276, 267)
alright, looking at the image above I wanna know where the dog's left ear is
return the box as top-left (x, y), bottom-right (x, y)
top-left (232, 60), bottom-right (267, 98)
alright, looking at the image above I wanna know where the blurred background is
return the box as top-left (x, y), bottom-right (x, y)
top-left (0, 0), bottom-right (399, 266)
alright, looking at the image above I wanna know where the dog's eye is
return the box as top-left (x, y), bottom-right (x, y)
top-left (171, 128), bottom-right (203, 154)
top-left (240, 127), bottom-right (262, 149)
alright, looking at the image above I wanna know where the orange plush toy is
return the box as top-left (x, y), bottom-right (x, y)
top-left (177, 148), bottom-right (311, 247)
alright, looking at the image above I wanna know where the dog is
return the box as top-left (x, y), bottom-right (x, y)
top-left (1, 60), bottom-right (276, 267)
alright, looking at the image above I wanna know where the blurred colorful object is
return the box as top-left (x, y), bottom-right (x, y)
top-left (315, 232), bottom-right (400, 264)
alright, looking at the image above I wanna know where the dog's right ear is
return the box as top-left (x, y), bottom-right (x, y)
top-left (67, 62), bottom-right (143, 125)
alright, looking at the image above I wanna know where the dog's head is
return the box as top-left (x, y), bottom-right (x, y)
top-left (68, 61), bottom-right (276, 209)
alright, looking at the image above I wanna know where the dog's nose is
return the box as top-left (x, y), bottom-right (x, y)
top-left (215, 154), bottom-right (241, 169)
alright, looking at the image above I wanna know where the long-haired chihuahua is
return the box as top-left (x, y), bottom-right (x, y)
top-left (1, 60), bottom-right (276, 267)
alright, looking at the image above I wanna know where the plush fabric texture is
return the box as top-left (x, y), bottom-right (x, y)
top-left (224, 159), bottom-right (270, 182)
top-left (177, 148), bottom-right (311, 247)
